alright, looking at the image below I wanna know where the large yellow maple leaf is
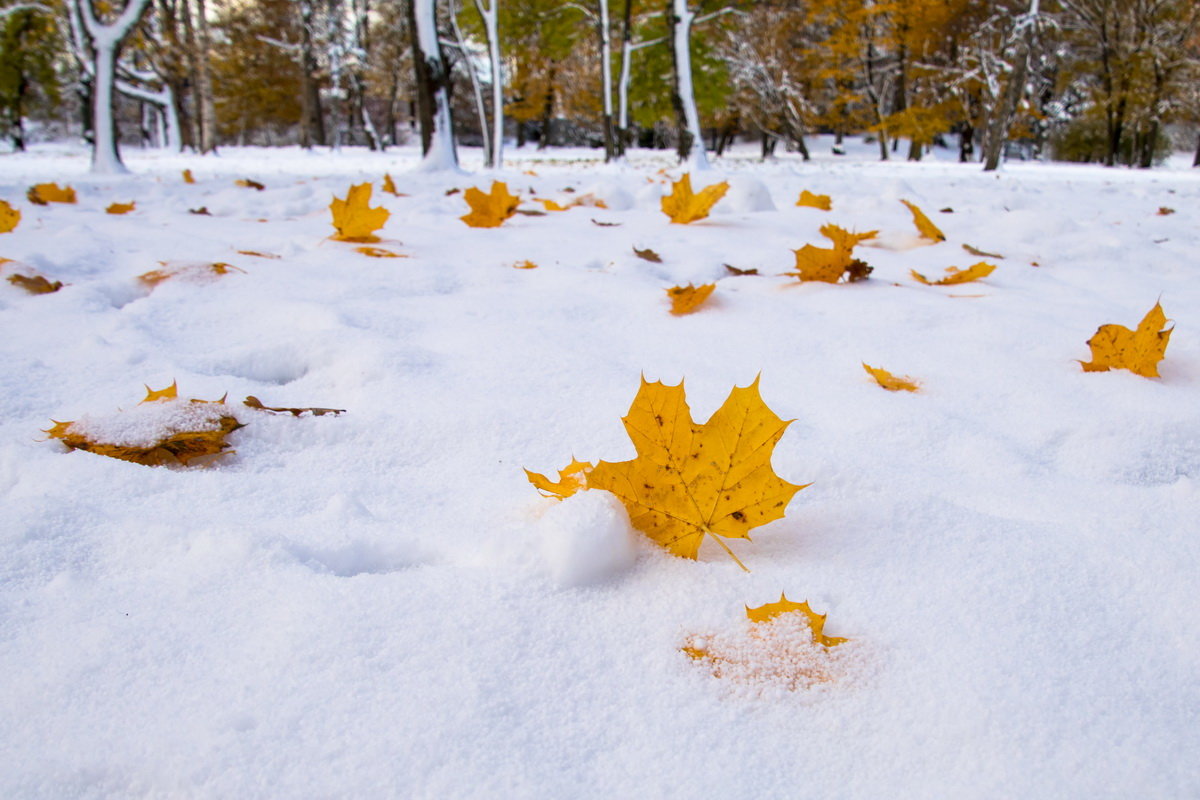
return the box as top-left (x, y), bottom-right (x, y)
top-left (587, 377), bottom-right (808, 569)
top-left (661, 173), bottom-right (730, 224)
top-left (1080, 302), bottom-right (1173, 378)
top-left (785, 223), bottom-right (877, 283)
top-left (330, 183), bottom-right (390, 242)
top-left (0, 199), bottom-right (19, 232)
top-left (461, 181), bottom-right (520, 228)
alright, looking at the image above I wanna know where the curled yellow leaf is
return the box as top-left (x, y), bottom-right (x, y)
top-left (525, 459), bottom-right (594, 499)
top-left (910, 262), bottom-right (996, 286)
top-left (862, 363), bottom-right (919, 392)
top-left (901, 199), bottom-right (945, 242)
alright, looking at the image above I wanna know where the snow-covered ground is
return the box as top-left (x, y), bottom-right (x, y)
top-left (2, 138), bottom-right (1198, 798)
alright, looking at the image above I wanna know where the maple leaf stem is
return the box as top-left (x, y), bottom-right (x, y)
top-left (706, 529), bottom-right (750, 572)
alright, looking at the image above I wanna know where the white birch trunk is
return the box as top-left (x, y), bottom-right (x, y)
top-left (449, 0), bottom-right (489, 162)
top-left (414, 0), bottom-right (458, 171)
top-left (618, 39), bottom-right (632, 133)
top-left (75, 0), bottom-right (152, 174)
top-left (474, 0), bottom-right (503, 169)
top-left (671, 0), bottom-right (707, 169)
top-left (599, 0), bottom-right (614, 160)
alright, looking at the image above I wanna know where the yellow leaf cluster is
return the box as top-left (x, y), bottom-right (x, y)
top-left (661, 174), bottom-right (730, 224)
top-left (862, 363), bottom-right (919, 392)
top-left (796, 190), bottom-right (832, 211)
top-left (528, 377), bottom-right (807, 569)
top-left (0, 200), bottom-right (20, 232)
top-left (461, 182), bottom-right (520, 228)
top-left (27, 183), bottom-right (76, 205)
top-left (786, 223), bottom-right (877, 283)
top-left (911, 262), bottom-right (996, 286)
top-left (330, 183), bottom-right (390, 242)
top-left (106, 202), bottom-right (136, 215)
top-left (666, 283), bottom-right (715, 315)
top-left (1080, 302), bottom-right (1173, 378)
top-left (901, 199), bottom-right (945, 242)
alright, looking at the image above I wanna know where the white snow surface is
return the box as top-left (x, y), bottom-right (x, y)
top-left (2, 139), bottom-right (1199, 798)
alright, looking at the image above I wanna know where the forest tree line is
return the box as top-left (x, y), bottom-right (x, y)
top-left (1, 0), bottom-right (1198, 171)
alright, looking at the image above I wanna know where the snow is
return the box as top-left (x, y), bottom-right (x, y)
top-left (1, 138), bottom-right (1199, 798)
top-left (538, 490), bottom-right (638, 587)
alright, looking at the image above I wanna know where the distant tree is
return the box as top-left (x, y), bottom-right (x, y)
top-left (0, 3), bottom-right (61, 151)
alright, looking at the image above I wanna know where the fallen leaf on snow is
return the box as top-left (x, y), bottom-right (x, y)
top-left (0, 200), bottom-right (20, 232)
top-left (236, 250), bottom-right (281, 259)
top-left (182, 169), bottom-right (195, 184)
top-left (461, 181), bottom-right (520, 228)
top-left (189, 207), bottom-right (211, 215)
top-left (661, 173), bottom-right (729, 224)
top-left (512, 260), bottom-right (537, 269)
top-left (796, 190), bottom-right (832, 210)
top-left (243, 396), bottom-right (345, 417)
top-left (724, 264), bottom-right (758, 276)
top-left (785, 223), bottom-right (877, 283)
top-left (235, 178), bottom-right (265, 190)
top-left (106, 201), bottom-right (135, 215)
top-left (633, 246), bottom-right (662, 263)
top-left (900, 199), bottom-right (945, 242)
top-left (138, 261), bottom-right (245, 288)
top-left (1080, 302), bottom-right (1172, 378)
top-left (667, 283), bottom-right (715, 315)
top-left (862, 363), bottom-right (919, 392)
top-left (8, 273), bottom-right (63, 294)
top-left (382, 173), bottom-right (406, 196)
top-left (525, 459), bottom-right (594, 499)
top-left (356, 246), bottom-right (407, 258)
top-left (330, 183), bottom-right (390, 242)
top-left (962, 243), bottom-right (1003, 259)
top-left (27, 183), bottom-right (76, 205)
top-left (1157, 207), bottom-right (1174, 216)
top-left (910, 262), bottom-right (996, 286)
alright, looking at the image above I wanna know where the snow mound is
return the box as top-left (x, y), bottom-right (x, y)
top-left (538, 490), bottom-right (637, 587)
top-left (67, 400), bottom-right (240, 448)
top-left (718, 175), bottom-right (776, 214)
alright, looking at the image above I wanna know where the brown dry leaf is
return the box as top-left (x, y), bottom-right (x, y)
top-left (910, 262), bottom-right (996, 286)
top-left (591, 219), bottom-right (621, 227)
top-left (0, 199), bottom-right (20, 232)
top-left (330, 182), bottom-right (390, 242)
top-left (682, 595), bottom-right (849, 691)
top-left (106, 201), bottom-right (135, 215)
top-left (236, 250), bottom-right (281, 259)
top-left (963, 243), bottom-right (1003, 259)
top-left (1157, 207), bottom-right (1175, 216)
top-left (138, 261), bottom-right (245, 288)
top-left (862, 363), bottom-right (919, 392)
top-left (796, 190), bottom-right (832, 211)
top-left (586, 377), bottom-right (808, 569)
top-left (512, 260), bottom-right (538, 269)
top-left (461, 181), bottom-right (521, 228)
top-left (8, 273), bottom-right (63, 294)
top-left (724, 264), bottom-right (758, 276)
top-left (1080, 302), bottom-right (1173, 378)
top-left (45, 385), bottom-right (243, 467)
top-left (27, 183), bottom-right (76, 205)
top-left (189, 206), bottom-right (211, 215)
top-left (785, 224), bottom-right (877, 283)
top-left (355, 246), bottom-right (407, 258)
top-left (661, 173), bottom-right (730, 224)
top-left (182, 169), bottom-right (195, 184)
top-left (525, 459), bottom-right (594, 499)
top-left (900, 199), bottom-right (946, 242)
top-left (244, 395), bottom-right (344, 417)
top-left (235, 178), bottom-right (265, 190)
top-left (667, 283), bottom-right (715, 315)
top-left (633, 246), bottom-right (662, 263)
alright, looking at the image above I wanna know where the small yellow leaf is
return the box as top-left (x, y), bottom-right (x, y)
top-left (461, 181), bottom-right (520, 228)
top-left (745, 594), bottom-right (848, 647)
top-left (901, 199), bottom-right (946, 242)
top-left (661, 173), bottom-right (729, 224)
top-left (27, 183), bottom-right (76, 205)
top-left (525, 459), bottom-right (594, 499)
top-left (7, 273), bottom-right (63, 294)
top-left (796, 190), bottom-right (832, 211)
top-left (910, 262), bottom-right (996, 286)
top-left (862, 363), bottom-right (919, 392)
top-left (667, 283), bottom-right (715, 315)
top-left (512, 260), bottom-right (538, 269)
top-left (143, 381), bottom-right (179, 403)
top-left (540, 199), bottom-right (568, 212)
top-left (355, 246), bottom-right (406, 258)
top-left (1080, 302), bottom-right (1173, 378)
top-left (381, 173), bottom-right (404, 196)
top-left (182, 169), bottom-right (195, 184)
top-left (330, 183), bottom-right (390, 242)
top-left (785, 225), bottom-right (877, 283)
top-left (0, 199), bottom-right (20, 232)
top-left (106, 201), bottom-right (135, 215)
top-left (586, 377), bottom-right (809, 568)
top-left (235, 178), bottom-right (265, 190)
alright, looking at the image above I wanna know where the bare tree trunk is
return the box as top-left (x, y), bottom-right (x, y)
top-left (666, 0), bottom-right (706, 168)
top-left (598, 0), bottom-right (615, 162)
top-left (982, 43), bottom-right (1028, 171)
top-left (1193, 132), bottom-right (1200, 167)
top-left (194, 0), bottom-right (217, 152)
top-left (299, 0), bottom-right (326, 148)
top-left (538, 64), bottom-right (556, 150)
top-left (409, 0), bottom-right (458, 169)
top-left (615, 0), bottom-right (633, 157)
